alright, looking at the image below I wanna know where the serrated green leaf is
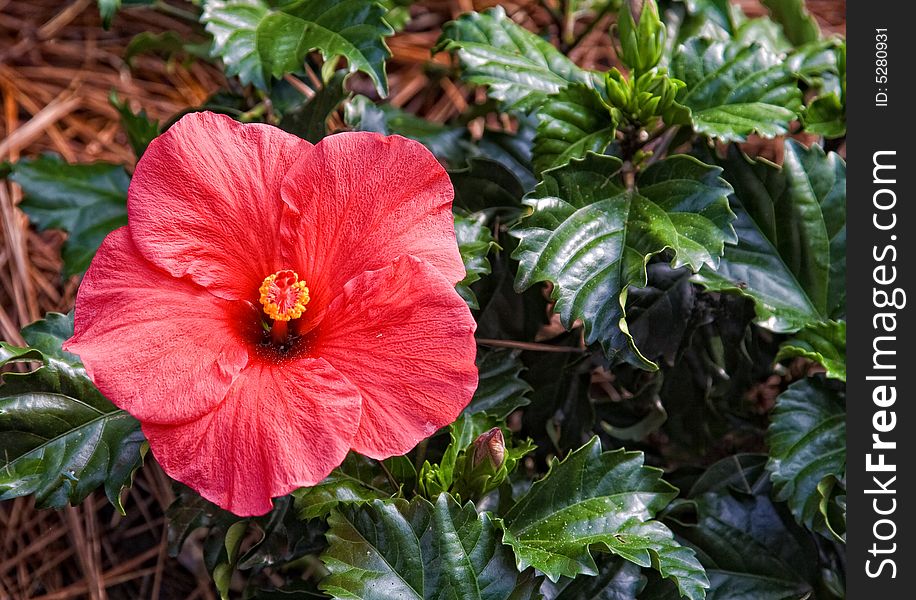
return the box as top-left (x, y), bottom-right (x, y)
top-left (671, 39), bottom-right (802, 141)
top-left (293, 463), bottom-right (391, 521)
top-left (533, 84), bottom-right (616, 173)
top-left (320, 494), bottom-right (540, 600)
top-left (278, 70), bottom-right (348, 143)
top-left (767, 378), bottom-right (846, 541)
top-left (436, 6), bottom-right (600, 111)
top-left (110, 92), bottom-right (159, 158)
top-left (777, 320), bottom-right (846, 381)
top-left (665, 455), bottom-right (821, 600)
top-left (455, 212), bottom-right (498, 309)
top-left (501, 437), bottom-right (706, 597)
top-left (803, 92), bottom-right (845, 138)
top-left (761, 0), bottom-right (820, 46)
top-left (511, 153), bottom-right (733, 367)
top-left (0, 314), bottom-right (145, 513)
top-left (203, 0), bottom-right (393, 95)
top-left (465, 349), bottom-right (532, 419)
top-left (694, 141), bottom-right (846, 332)
top-left (11, 155), bottom-right (129, 277)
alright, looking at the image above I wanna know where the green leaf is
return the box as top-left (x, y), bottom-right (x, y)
top-left (10, 155), bottom-right (129, 277)
top-left (455, 212), bottom-right (498, 309)
top-left (293, 458), bottom-right (392, 521)
top-left (0, 314), bottom-right (145, 513)
top-left (681, 0), bottom-right (735, 34)
top-left (97, 0), bottom-right (154, 28)
top-left (777, 320), bottom-right (846, 381)
top-left (761, 0), bottom-right (820, 46)
top-left (320, 494), bottom-right (539, 599)
top-left (533, 84), bottom-right (616, 173)
top-left (553, 556), bottom-right (646, 600)
top-left (694, 141), bottom-right (846, 331)
top-left (20, 312), bottom-right (81, 366)
top-left (436, 6), bottom-right (600, 111)
top-left (203, 0), bottom-right (393, 95)
top-left (278, 70), bottom-right (348, 143)
top-left (465, 349), bottom-right (532, 419)
top-left (767, 378), bottom-right (846, 541)
top-left (502, 437), bottom-right (707, 598)
top-left (124, 31), bottom-right (213, 66)
top-left (802, 92), bottom-right (845, 138)
top-left (671, 38), bottom-right (802, 141)
top-left (345, 95), bottom-right (469, 166)
top-left (450, 157), bottom-right (526, 219)
top-left (109, 92), bottom-right (159, 158)
top-left (625, 265), bottom-right (696, 367)
top-left (665, 455), bottom-right (821, 600)
top-left (511, 153), bottom-right (733, 367)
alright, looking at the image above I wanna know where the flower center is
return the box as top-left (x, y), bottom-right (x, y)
top-left (259, 270), bottom-right (310, 322)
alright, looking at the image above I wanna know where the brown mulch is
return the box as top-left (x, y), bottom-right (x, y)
top-left (0, 1), bottom-right (845, 598)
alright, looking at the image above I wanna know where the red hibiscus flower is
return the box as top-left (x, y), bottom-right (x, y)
top-left (63, 112), bottom-right (478, 516)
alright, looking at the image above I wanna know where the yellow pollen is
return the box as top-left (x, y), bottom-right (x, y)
top-left (258, 270), bottom-right (310, 321)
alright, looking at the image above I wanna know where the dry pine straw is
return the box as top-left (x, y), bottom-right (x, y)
top-left (0, 0), bottom-right (844, 598)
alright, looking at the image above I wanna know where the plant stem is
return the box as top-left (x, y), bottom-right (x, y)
top-left (377, 459), bottom-right (399, 493)
top-left (476, 338), bottom-right (586, 353)
top-left (153, 1), bottom-right (199, 22)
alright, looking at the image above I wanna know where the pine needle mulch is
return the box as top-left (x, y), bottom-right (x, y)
top-left (0, 1), bottom-right (845, 598)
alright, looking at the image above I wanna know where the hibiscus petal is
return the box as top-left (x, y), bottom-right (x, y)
top-left (143, 358), bottom-right (362, 516)
top-left (279, 132), bottom-right (465, 316)
top-left (128, 111), bottom-right (309, 300)
top-left (314, 255), bottom-right (478, 459)
top-left (64, 227), bottom-right (249, 425)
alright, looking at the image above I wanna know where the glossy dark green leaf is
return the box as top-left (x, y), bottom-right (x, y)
top-left (665, 455), bottom-right (821, 600)
top-left (0, 314), bottom-right (144, 513)
top-left (450, 157), bottom-right (526, 219)
top-left (345, 95), bottom-right (469, 165)
top-left (671, 38), bottom-right (802, 141)
top-left (455, 212), bottom-right (498, 309)
top-left (512, 153), bottom-right (733, 367)
top-left (110, 92), bottom-right (159, 158)
top-left (465, 349), bottom-right (532, 419)
top-left (533, 84), bottom-right (616, 173)
top-left (767, 378), bottom-right (846, 541)
top-left (761, 0), bottom-right (820, 46)
top-left (321, 494), bottom-right (539, 599)
top-left (436, 6), bottom-right (600, 111)
top-left (553, 556), bottom-right (645, 600)
top-left (625, 265), bottom-right (696, 367)
top-left (11, 155), bottom-right (129, 277)
top-left (278, 70), bottom-right (348, 143)
top-left (203, 0), bottom-right (393, 95)
top-left (777, 320), bottom-right (846, 381)
top-left (293, 464), bottom-right (391, 521)
top-left (20, 312), bottom-right (81, 366)
top-left (502, 437), bottom-right (707, 598)
top-left (694, 141), bottom-right (846, 331)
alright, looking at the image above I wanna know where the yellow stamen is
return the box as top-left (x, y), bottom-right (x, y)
top-left (258, 270), bottom-right (310, 322)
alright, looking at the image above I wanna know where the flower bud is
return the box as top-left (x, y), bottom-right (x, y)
top-left (472, 427), bottom-right (506, 469)
top-left (618, 0), bottom-right (665, 74)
